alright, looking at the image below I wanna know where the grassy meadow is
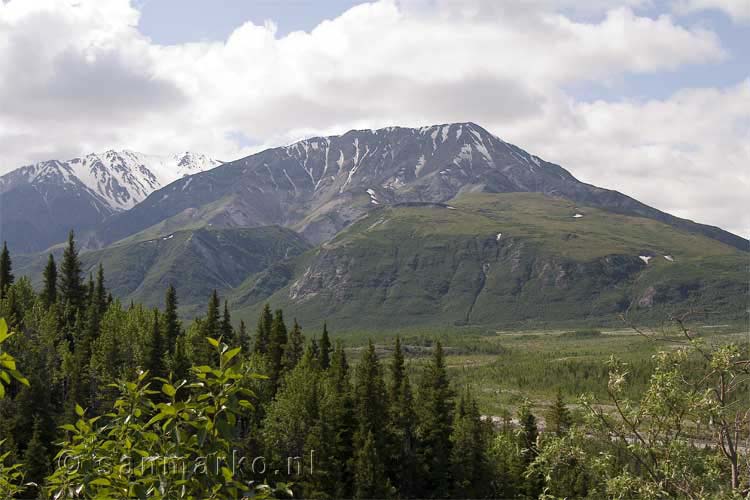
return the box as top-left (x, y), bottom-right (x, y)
top-left (338, 320), bottom-right (749, 418)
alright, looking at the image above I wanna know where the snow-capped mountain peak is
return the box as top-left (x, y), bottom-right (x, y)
top-left (1, 150), bottom-right (222, 211)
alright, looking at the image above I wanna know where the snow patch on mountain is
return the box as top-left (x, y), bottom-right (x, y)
top-left (1, 151), bottom-right (221, 211)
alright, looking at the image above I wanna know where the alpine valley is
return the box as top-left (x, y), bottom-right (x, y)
top-left (5, 123), bottom-right (748, 330)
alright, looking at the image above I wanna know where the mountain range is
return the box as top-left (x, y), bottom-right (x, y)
top-left (0, 151), bottom-right (220, 253)
top-left (5, 123), bottom-right (748, 330)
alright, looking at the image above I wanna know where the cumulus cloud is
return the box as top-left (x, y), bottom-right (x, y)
top-left (0, 0), bottom-right (746, 236)
top-left (673, 0), bottom-right (750, 23)
top-left (0, 0), bottom-right (185, 161)
top-left (499, 80), bottom-right (750, 237)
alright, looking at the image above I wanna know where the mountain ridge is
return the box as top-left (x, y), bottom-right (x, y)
top-left (2, 122), bottom-right (747, 330)
top-left (1, 150), bottom-right (221, 211)
top-left (91, 122), bottom-right (748, 251)
top-left (0, 150), bottom-right (221, 252)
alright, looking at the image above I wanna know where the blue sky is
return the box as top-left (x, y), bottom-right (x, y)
top-left (0, 0), bottom-right (747, 235)
top-left (136, 0), bottom-right (369, 42)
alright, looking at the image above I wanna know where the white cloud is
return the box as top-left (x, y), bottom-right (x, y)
top-left (497, 80), bottom-right (750, 237)
top-left (673, 0), bottom-right (750, 23)
top-left (0, 0), bottom-right (746, 236)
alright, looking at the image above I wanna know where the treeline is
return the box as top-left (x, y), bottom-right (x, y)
top-left (0, 235), bottom-right (748, 498)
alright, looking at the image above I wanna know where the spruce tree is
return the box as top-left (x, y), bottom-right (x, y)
top-left (518, 401), bottom-right (539, 461)
top-left (354, 341), bottom-right (389, 437)
top-left (204, 290), bottom-right (220, 340)
top-left (352, 340), bottom-right (391, 496)
top-left (68, 295), bottom-right (102, 408)
top-left (81, 298), bottom-right (101, 354)
top-left (546, 389), bottom-right (572, 436)
top-left (319, 322), bottom-right (332, 370)
top-left (450, 391), bottom-right (491, 498)
top-left (186, 318), bottom-right (213, 367)
top-left (22, 417), bottom-right (49, 496)
top-left (320, 343), bottom-right (356, 498)
top-left (73, 285), bottom-right (103, 379)
top-left (238, 319), bottom-right (249, 352)
top-left (390, 336), bottom-right (406, 399)
top-left (169, 333), bottom-right (191, 381)
top-left (58, 230), bottom-right (85, 313)
top-left (283, 319), bottom-right (305, 371)
top-left (164, 285), bottom-right (181, 354)
top-left (268, 309), bottom-right (288, 390)
top-left (0, 241), bottom-right (14, 299)
top-left (147, 310), bottom-right (165, 378)
top-left (354, 430), bottom-right (390, 499)
top-left (86, 274), bottom-right (94, 307)
top-left (94, 263), bottom-right (107, 314)
top-left (220, 301), bottom-right (234, 344)
top-left (388, 336), bottom-right (418, 495)
top-left (66, 311), bottom-right (91, 415)
top-left (41, 254), bottom-right (57, 306)
top-left (310, 337), bottom-right (320, 361)
top-left (262, 351), bottom-right (321, 477)
top-left (517, 400), bottom-right (543, 498)
top-left (2, 284), bottom-right (21, 327)
top-left (254, 303), bottom-right (273, 355)
top-left (416, 341), bottom-right (454, 497)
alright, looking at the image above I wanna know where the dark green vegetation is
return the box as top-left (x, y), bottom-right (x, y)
top-left (0, 233), bottom-right (748, 498)
top-left (228, 192), bottom-right (748, 329)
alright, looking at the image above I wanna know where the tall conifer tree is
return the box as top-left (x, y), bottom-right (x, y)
top-left (94, 264), bottom-right (107, 314)
top-left (517, 401), bottom-right (542, 497)
top-left (320, 342), bottom-right (356, 498)
top-left (164, 285), bottom-right (181, 354)
top-left (58, 230), bottom-right (85, 313)
top-left (354, 430), bottom-right (390, 499)
top-left (450, 391), bottom-right (491, 498)
top-left (388, 336), bottom-right (418, 494)
top-left (0, 241), bottom-right (13, 299)
top-left (268, 309), bottom-right (288, 390)
top-left (220, 301), bottom-right (234, 344)
top-left (147, 310), bottom-right (165, 378)
top-left (416, 341), bottom-right (454, 497)
top-left (86, 274), bottom-right (94, 307)
top-left (254, 303), bottom-right (273, 355)
top-left (546, 389), bottom-right (572, 437)
top-left (41, 254), bottom-right (57, 306)
top-left (238, 319), bottom-right (249, 351)
top-left (22, 418), bottom-right (49, 496)
top-left (353, 340), bottom-right (391, 496)
top-left (169, 334), bottom-right (191, 381)
top-left (319, 322), bottom-right (332, 370)
top-left (283, 319), bottom-right (305, 371)
top-left (204, 290), bottom-right (220, 339)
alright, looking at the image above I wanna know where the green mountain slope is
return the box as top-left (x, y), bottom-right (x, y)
top-left (87, 226), bottom-right (311, 312)
top-left (229, 193), bottom-right (747, 329)
top-left (16, 226), bottom-right (310, 315)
